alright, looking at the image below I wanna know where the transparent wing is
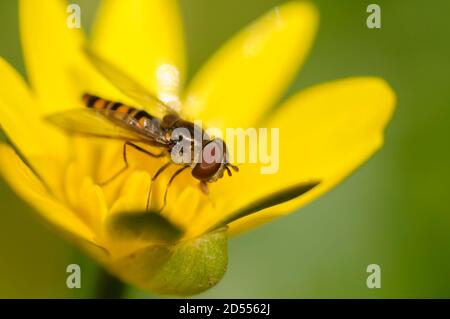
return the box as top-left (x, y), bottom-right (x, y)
top-left (85, 48), bottom-right (177, 118)
top-left (46, 109), bottom-right (169, 146)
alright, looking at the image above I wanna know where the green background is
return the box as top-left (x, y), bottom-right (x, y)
top-left (0, 0), bottom-right (449, 298)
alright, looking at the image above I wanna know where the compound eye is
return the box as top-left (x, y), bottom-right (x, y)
top-left (191, 140), bottom-right (224, 181)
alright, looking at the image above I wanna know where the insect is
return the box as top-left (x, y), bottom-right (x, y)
top-left (46, 50), bottom-right (238, 212)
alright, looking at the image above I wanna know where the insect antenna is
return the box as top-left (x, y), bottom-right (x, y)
top-left (225, 166), bottom-right (232, 177)
top-left (225, 163), bottom-right (239, 177)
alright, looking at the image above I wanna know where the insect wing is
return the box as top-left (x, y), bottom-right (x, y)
top-left (46, 109), bottom-right (167, 145)
top-left (85, 49), bottom-right (178, 118)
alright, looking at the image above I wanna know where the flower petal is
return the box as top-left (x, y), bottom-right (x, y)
top-left (19, 0), bottom-right (116, 112)
top-left (0, 145), bottom-right (96, 243)
top-left (0, 58), bottom-right (69, 189)
top-left (0, 58), bottom-right (67, 158)
top-left (210, 77), bottom-right (396, 235)
top-left (184, 1), bottom-right (318, 128)
top-left (91, 0), bottom-right (186, 108)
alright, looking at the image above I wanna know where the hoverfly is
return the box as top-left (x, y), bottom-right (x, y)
top-left (47, 50), bottom-right (238, 212)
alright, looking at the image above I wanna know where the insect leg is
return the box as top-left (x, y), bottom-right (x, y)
top-left (100, 141), bottom-right (165, 186)
top-left (125, 141), bottom-right (167, 159)
top-left (146, 161), bottom-right (172, 211)
top-left (158, 165), bottom-right (190, 213)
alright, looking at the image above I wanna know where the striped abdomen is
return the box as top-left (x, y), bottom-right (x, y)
top-left (82, 93), bottom-right (157, 129)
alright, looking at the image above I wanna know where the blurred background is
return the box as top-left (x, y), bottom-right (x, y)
top-left (0, 0), bottom-right (449, 298)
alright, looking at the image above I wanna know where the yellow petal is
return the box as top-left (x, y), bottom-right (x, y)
top-left (0, 145), bottom-right (96, 243)
top-left (0, 58), bottom-right (67, 157)
top-left (184, 1), bottom-right (318, 129)
top-left (19, 0), bottom-right (116, 112)
top-left (19, 0), bottom-right (127, 187)
top-left (0, 58), bottom-right (69, 189)
top-left (212, 77), bottom-right (396, 235)
top-left (91, 0), bottom-right (186, 108)
top-left (110, 171), bottom-right (151, 215)
top-left (77, 177), bottom-right (108, 236)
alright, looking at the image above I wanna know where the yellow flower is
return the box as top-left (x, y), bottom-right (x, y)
top-left (0, 0), bottom-right (395, 295)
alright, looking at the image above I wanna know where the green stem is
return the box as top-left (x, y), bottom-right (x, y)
top-left (95, 268), bottom-right (126, 299)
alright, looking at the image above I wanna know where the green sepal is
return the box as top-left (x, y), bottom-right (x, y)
top-left (109, 227), bottom-right (228, 296)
